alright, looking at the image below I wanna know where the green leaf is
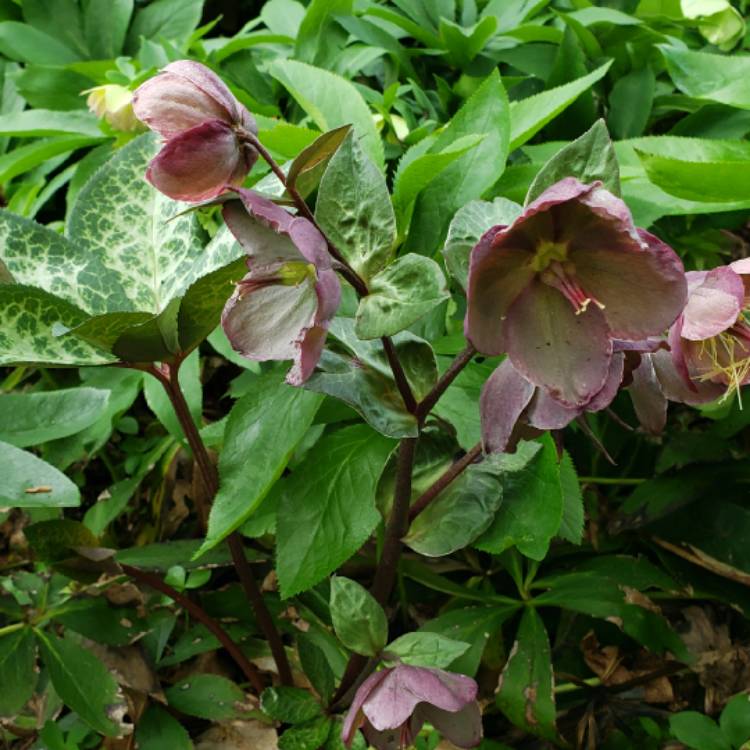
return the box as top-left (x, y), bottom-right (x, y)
top-left (276, 424), bottom-right (396, 597)
top-left (404, 455), bottom-right (504, 557)
top-left (115, 540), bottom-right (235, 571)
top-left (392, 134), bottom-right (483, 232)
top-left (295, 0), bottom-right (351, 66)
top-left (126, 0), bottom-right (204, 52)
top-left (660, 44), bottom-right (750, 110)
top-left (442, 198), bottom-right (522, 290)
top-left (406, 70), bottom-right (510, 255)
top-left (0, 629), bottom-right (36, 717)
top-left (66, 133), bottom-right (208, 315)
top-left (635, 138), bottom-right (750, 202)
top-left (315, 130), bottom-right (395, 281)
top-left (21, 0), bottom-right (86, 56)
top-left (200, 370), bottom-right (323, 552)
top-left (25, 519), bottom-right (98, 562)
top-left (419, 605), bottom-right (519, 676)
top-left (83, 0), bottom-right (133, 58)
top-left (261, 686), bottom-right (322, 724)
top-left (670, 712), bottom-right (730, 750)
top-left (297, 634), bottom-right (335, 702)
top-left (305, 318), bottom-right (437, 438)
top-left (36, 630), bottom-right (125, 736)
top-left (526, 119), bottom-right (620, 204)
top-left (0, 108), bottom-right (100, 136)
top-left (355, 254), bottom-right (449, 339)
top-left (385, 632), bottom-right (470, 669)
top-left (279, 717), bottom-right (332, 750)
top-left (0, 21), bottom-right (79, 64)
top-left (719, 693), bottom-right (750, 748)
top-left (165, 674), bottom-right (245, 721)
top-left (270, 58), bottom-right (383, 169)
top-left (0, 440), bottom-right (80, 508)
top-left (557, 452), bottom-right (584, 544)
top-left (287, 124), bottom-right (351, 198)
top-left (509, 61), bottom-right (612, 150)
top-left (329, 576), bottom-right (388, 657)
top-left (0, 387), bottom-right (109, 447)
top-left (0, 135), bottom-right (103, 184)
top-left (608, 66), bottom-right (655, 139)
top-left (496, 608), bottom-right (556, 740)
top-left (474, 437), bottom-right (563, 560)
top-left (439, 15), bottom-right (497, 67)
top-left (135, 705), bottom-right (192, 750)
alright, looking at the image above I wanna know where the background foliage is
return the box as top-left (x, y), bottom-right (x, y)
top-left (1, 0), bottom-right (750, 748)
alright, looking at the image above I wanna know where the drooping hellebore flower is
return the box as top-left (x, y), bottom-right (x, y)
top-left (465, 178), bottom-right (687, 407)
top-left (342, 664), bottom-right (482, 750)
top-left (221, 190), bottom-right (341, 385)
top-left (669, 262), bottom-right (750, 403)
top-left (133, 60), bottom-right (258, 202)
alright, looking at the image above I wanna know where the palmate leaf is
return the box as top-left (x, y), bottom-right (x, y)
top-left (0, 135), bottom-right (244, 365)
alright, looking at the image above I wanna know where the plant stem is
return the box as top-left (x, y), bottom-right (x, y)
top-left (371, 437), bottom-right (417, 605)
top-left (143, 360), bottom-right (294, 687)
top-left (415, 344), bottom-right (476, 423)
top-left (380, 336), bottom-right (417, 414)
top-left (408, 442), bottom-right (482, 522)
top-left (121, 563), bottom-right (264, 694)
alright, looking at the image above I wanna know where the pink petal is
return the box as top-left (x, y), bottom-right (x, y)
top-left (526, 389), bottom-right (579, 430)
top-left (480, 359), bottom-right (535, 453)
top-left (415, 702), bottom-right (483, 748)
top-left (628, 354), bottom-right (667, 434)
top-left (652, 348), bottom-right (724, 405)
top-left (668, 316), bottom-right (696, 392)
top-left (680, 266), bottom-right (744, 341)
top-left (571, 228), bottom-right (687, 340)
top-left (465, 226), bottom-right (534, 355)
top-left (363, 665), bottom-right (476, 731)
top-left (287, 325), bottom-right (327, 385)
top-left (314, 268), bottom-right (342, 325)
top-left (221, 274), bottom-right (317, 362)
top-left (586, 352), bottom-right (625, 412)
top-left (146, 120), bottom-right (253, 202)
top-left (524, 176), bottom-right (593, 216)
top-left (343, 670), bottom-right (391, 747)
top-left (504, 278), bottom-right (613, 407)
top-left (233, 188), bottom-right (296, 233)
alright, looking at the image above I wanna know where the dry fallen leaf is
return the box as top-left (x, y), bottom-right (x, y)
top-left (195, 720), bottom-right (278, 750)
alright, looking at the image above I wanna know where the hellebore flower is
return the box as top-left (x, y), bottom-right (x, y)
top-left (480, 354), bottom-right (625, 453)
top-left (465, 178), bottom-right (687, 407)
top-left (221, 190), bottom-right (340, 385)
top-left (133, 60), bottom-right (258, 202)
top-left (86, 84), bottom-right (142, 132)
top-left (342, 664), bottom-right (482, 750)
top-left (670, 262), bottom-right (750, 402)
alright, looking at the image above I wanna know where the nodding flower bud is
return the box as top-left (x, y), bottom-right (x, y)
top-left (342, 663), bottom-right (482, 750)
top-left (132, 60), bottom-right (258, 202)
top-left (86, 84), bottom-right (142, 132)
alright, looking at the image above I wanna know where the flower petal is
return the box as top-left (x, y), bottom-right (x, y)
top-left (146, 120), bottom-right (252, 202)
top-left (504, 278), bottom-right (613, 407)
top-left (287, 325), bottom-right (327, 385)
top-left (416, 702), bottom-right (483, 748)
top-left (571, 228), bottom-right (687, 340)
top-left (343, 669), bottom-right (390, 747)
top-left (221, 274), bottom-right (317, 362)
top-left (363, 665), bottom-right (476, 731)
top-left (681, 266), bottom-right (744, 341)
top-left (628, 354), bottom-right (667, 434)
top-left (586, 351), bottom-right (625, 412)
top-left (653, 347), bottom-right (724, 405)
top-left (480, 359), bottom-right (535, 453)
top-left (465, 226), bottom-right (534, 355)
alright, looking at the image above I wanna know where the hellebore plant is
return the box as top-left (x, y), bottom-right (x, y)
top-left (465, 178), bottom-right (687, 407)
top-left (220, 189), bottom-right (341, 384)
top-left (133, 60), bottom-right (258, 201)
top-left (670, 261), bottom-right (750, 403)
top-left (343, 664), bottom-right (482, 750)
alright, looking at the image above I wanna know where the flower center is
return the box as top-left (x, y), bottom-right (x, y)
top-left (529, 240), bottom-right (569, 272)
top-left (696, 316), bottom-right (750, 405)
top-left (539, 260), bottom-right (605, 316)
top-left (237, 261), bottom-right (316, 298)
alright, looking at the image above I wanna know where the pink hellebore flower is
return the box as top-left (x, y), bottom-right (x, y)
top-left (480, 352), bottom-right (625, 453)
top-left (669, 262), bottom-right (750, 402)
top-left (465, 178), bottom-right (687, 408)
top-left (221, 190), bottom-right (341, 385)
top-left (133, 60), bottom-right (258, 202)
top-left (342, 664), bottom-right (482, 750)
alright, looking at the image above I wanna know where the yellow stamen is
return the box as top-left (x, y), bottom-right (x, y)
top-left (529, 241), bottom-right (569, 272)
top-left (695, 332), bottom-right (750, 407)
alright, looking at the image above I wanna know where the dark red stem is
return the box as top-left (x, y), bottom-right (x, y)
top-left (408, 442), bottom-right (483, 522)
top-left (415, 344), bottom-right (476, 423)
top-left (143, 360), bottom-right (294, 686)
top-left (121, 563), bottom-right (264, 693)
